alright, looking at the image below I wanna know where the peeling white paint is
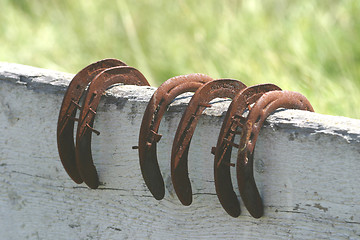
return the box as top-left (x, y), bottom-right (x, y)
top-left (0, 62), bottom-right (360, 239)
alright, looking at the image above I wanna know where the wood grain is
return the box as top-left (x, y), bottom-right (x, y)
top-left (0, 63), bottom-right (359, 239)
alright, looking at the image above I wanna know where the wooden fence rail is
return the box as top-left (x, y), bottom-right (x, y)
top-left (0, 62), bottom-right (359, 239)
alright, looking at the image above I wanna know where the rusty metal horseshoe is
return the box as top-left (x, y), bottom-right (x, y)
top-left (75, 66), bottom-right (150, 189)
top-left (137, 74), bottom-right (213, 200)
top-left (57, 59), bottom-right (127, 184)
top-left (171, 79), bottom-right (247, 206)
top-left (237, 90), bottom-right (314, 218)
top-left (213, 84), bottom-right (281, 217)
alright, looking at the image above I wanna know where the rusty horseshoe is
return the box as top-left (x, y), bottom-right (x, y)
top-left (236, 90), bottom-right (314, 218)
top-left (137, 74), bottom-right (213, 200)
top-left (171, 79), bottom-right (247, 206)
top-left (75, 66), bottom-right (150, 189)
top-left (213, 84), bottom-right (281, 217)
top-left (57, 58), bottom-right (317, 219)
top-left (57, 59), bottom-right (127, 184)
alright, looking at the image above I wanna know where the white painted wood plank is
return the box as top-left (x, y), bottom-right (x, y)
top-left (0, 62), bottom-right (359, 239)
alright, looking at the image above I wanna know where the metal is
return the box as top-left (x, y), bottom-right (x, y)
top-left (213, 84), bottom-right (281, 217)
top-left (171, 79), bottom-right (247, 206)
top-left (57, 59), bottom-right (127, 184)
top-left (137, 73), bottom-right (213, 200)
top-left (57, 59), bottom-right (316, 219)
top-left (75, 66), bottom-right (150, 189)
top-left (236, 90), bottom-right (314, 218)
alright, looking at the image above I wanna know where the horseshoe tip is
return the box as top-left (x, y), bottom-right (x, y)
top-left (179, 196), bottom-right (192, 206)
top-left (85, 178), bottom-right (100, 189)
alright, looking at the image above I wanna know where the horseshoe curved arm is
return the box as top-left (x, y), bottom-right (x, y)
top-left (57, 59), bottom-right (127, 184)
top-left (213, 84), bottom-right (281, 217)
top-left (138, 73), bottom-right (213, 200)
top-left (171, 79), bottom-right (247, 206)
top-left (236, 90), bottom-right (314, 218)
top-left (76, 66), bottom-right (150, 189)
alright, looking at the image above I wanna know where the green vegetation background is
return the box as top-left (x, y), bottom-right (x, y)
top-left (1, 0), bottom-right (359, 118)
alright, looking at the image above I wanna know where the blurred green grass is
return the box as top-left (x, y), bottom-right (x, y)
top-left (1, 0), bottom-right (359, 118)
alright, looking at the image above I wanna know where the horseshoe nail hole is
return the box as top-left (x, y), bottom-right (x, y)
top-left (263, 102), bottom-right (271, 110)
top-left (89, 93), bottom-right (96, 104)
top-left (249, 132), bottom-right (254, 143)
top-left (247, 149), bottom-right (251, 157)
top-left (76, 84), bottom-right (81, 89)
top-left (263, 99), bottom-right (275, 110)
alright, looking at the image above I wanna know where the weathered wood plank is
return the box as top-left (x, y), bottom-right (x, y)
top-left (0, 62), bottom-right (359, 239)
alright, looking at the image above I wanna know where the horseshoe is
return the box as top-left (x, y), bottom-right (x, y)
top-left (137, 74), bottom-right (213, 200)
top-left (213, 84), bottom-right (281, 217)
top-left (57, 59), bottom-right (127, 184)
top-left (75, 66), bottom-right (150, 189)
top-left (237, 90), bottom-right (314, 218)
top-left (171, 79), bottom-right (247, 206)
